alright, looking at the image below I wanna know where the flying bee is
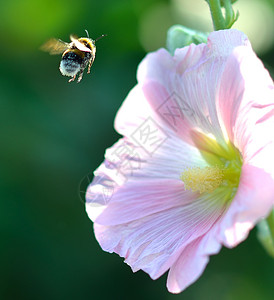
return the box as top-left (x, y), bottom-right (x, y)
top-left (41, 30), bottom-right (106, 83)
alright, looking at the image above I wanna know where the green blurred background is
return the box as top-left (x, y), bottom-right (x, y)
top-left (1, 0), bottom-right (274, 299)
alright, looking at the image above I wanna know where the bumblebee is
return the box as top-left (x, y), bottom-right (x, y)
top-left (41, 30), bottom-right (106, 83)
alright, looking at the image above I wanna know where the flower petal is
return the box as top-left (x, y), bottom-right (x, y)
top-left (114, 85), bottom-right (155, 138)
top-left (93, 179), bottom-right (196, 226)
top-left (93, 190), bottom-right (228, 280)
top-left (166, 231), bottom-right (221, 293)
top-left (217, 164), bottom-right (274, 247)
top-left (86, 133), bottom-right (207, 223)
top-left (139, 30), bottom-right (249, 144)
top-left (217, 43), bottom-right (274, 160)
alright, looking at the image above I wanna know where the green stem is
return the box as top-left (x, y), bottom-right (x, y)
top-left (257, 209), bottom-right (274, 258)
top-left (266, 209), bottom-right (274, 242)
top-left (206, 0), bottom-right (238, 30)
top-left (208, 0), bottom-right (225, 30)
top-left (223, 0), bottom-right (233, 25)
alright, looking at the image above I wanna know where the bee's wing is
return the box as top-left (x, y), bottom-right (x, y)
top-left (70, 34), bottom-right (92, 52)
top-left (40, 38), bottom-right (70, 55)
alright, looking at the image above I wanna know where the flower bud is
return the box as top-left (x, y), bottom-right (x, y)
top-left (166, 25), bottom-right (208, 55)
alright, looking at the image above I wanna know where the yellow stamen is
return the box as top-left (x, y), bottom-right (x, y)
top-left (181, 166), bottom-right (224, 194)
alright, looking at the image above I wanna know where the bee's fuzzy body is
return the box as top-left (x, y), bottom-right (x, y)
top-left (60, 46), bottom-right (94, 82)
top-left (41, 33), bottom-right (99, 83)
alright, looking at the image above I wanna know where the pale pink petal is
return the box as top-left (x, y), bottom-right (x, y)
top-left (86, 134), bottom-right (207, 222)
top-left (217, 44), bottom-right (274, 161)
top-left (115, 83), bottom-right (194, 148)
top-left (114, 85), bottom-right (155, 138)
top-left (116, 30), bottom-right (251, 145)
top-left (214, 44), bottom-right (274, 248)
top-left (137, 48), bottom-right (177, 87)
top-left (167, 238), bottom-right (207, 293)
top-left (217, 164), bottom-right (274, 247)
top-left (206, 29), bottom-right (249, 57)
top-left (167, 214), bottom-right (227, 293)
top-left (247, 133), bottom-right (274, 177)
top-left (142, 80), bottom-right (194, 144)
top-left (93, 190), bottom-right (228, 280)
top-left (94, 180), bottom-right (196, 226)
top-left (166, 234), bottom-right (220, 293)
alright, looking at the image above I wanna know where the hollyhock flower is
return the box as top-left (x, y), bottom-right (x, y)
top-left (86, 29), bottom-right (274, 293)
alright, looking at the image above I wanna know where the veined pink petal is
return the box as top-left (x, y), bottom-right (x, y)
top-left (166, 234), bottom-right (221, 293)
top-left (217, 45), bottom-right (274, 161)
top-left (93, 190), bottom-right (227, 280)
top-left (142, 80), bottom-right (194, 144)
top-left (167, 213), bottom-right (228, 293)
top-left (115, 85), bottom-right (154, 138)
top-left (167, 237), bottom-right (207, 293)
top-left (86, 135), bottom-right (207, 222)
top-left (217, 164), bottom-right (274, 247)
top-left (135, 30), bottom-right (249, 144)
top-left (206, 29), bottom-right (249, 57)
top-left (93, 180), bottom-right (195, 226)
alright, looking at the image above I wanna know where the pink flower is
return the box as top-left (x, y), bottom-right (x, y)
top-left (86, 29), bottom-right (274, 293)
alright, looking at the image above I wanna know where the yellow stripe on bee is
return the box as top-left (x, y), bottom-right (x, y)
top-left (78, 38), bottom-right (95, 51)
top-left (62, 48), bottom-right (86, 59)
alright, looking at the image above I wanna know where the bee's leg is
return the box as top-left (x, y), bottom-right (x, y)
top-left (68, 75), bottom-right (76, 83)
top-left (77, 71), bottom-right (84, 83)
top-left (87, 57), bottom-right (94, 74)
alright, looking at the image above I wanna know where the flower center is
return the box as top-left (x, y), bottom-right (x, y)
top-left (181, 166), bottom-right (224, 194)
top-left (181, 131), bottom-right (242, 200)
